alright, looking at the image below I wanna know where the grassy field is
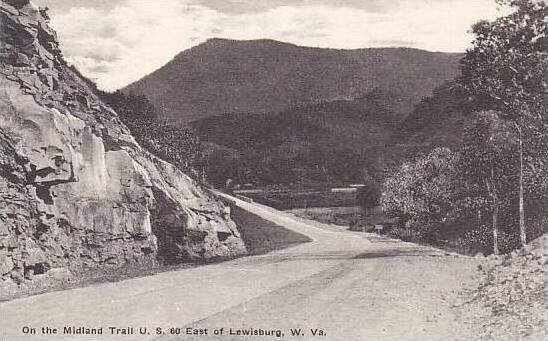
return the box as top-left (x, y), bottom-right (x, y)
top-left (231, 206), bottom-right (312, 255)
top-left (288, 206), bottom-right (395, 233)
top-left (244, 189), bottom-right (357, 210)
top-left (289, 206), bottom-right (363, 227)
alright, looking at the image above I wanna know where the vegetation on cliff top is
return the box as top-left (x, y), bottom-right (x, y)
top-left (99, 91), bottom-right (207, 181)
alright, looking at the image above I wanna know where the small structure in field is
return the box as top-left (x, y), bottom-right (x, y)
top-left (349, 184), bottom-right (365, 188)
top-left (330, 187), bottom-right (358, 193)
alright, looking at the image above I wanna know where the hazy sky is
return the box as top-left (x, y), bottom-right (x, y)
top-left (33, 0), bottom-right (509, 90)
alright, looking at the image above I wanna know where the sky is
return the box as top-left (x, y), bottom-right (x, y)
top-left (32, 0), bottom-right (510, 90)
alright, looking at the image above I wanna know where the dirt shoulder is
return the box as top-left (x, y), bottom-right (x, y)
top-left (456, 235), bottom-right (546, 341)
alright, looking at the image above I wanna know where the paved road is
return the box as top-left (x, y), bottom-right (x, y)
top-left (0, 194), bottom-right (481, 341)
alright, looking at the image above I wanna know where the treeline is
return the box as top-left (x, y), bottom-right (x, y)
top-left (206, 144), bottom-right (365, 188)
top-left (380, 0), bottom-right (547, 254)
top-left (99, 91), bottom-right (206, 180)
top-left (193, 90), bottom-right (404, 189)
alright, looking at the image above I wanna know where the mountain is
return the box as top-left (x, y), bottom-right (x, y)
top-left (0, 0), bottom-right (245, 299)
top-left (192, 89), bottom-right (410, 186)
top-left (124, 38), bottom-right (464, 188)
top-left (392, 81), bottom-right (471, 147)
top-left (125, 38), bottom-right (462, 122)
top-left (193, 88), bottom-right (402, 151)
top-left (192, 81), bottom-right (472, 187)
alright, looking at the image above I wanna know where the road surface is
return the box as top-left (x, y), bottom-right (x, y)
top-left (0, 193), bottom-right (482, 341)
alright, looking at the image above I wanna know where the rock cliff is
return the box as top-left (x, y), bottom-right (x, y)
top-left (0, 0), bottom-right (246, 299)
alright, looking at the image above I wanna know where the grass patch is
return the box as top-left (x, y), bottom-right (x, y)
top-left (289, 206), bottom-right (362, 227)
top-left (231, 206), bottom-right (312, 255)
top-left (289, 206), bottom-right (396, 232)
top-left (245, 190), bottom-right (357, 210)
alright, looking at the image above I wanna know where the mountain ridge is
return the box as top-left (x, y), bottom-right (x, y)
top-left (180, 37), bottom-right (462, 54)
top-left (124, 38), bottom-right (462, 122)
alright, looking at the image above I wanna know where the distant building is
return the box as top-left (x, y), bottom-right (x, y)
top-left (330, 188), bottom-right (358, 193)
top-left (233, 189), bottom-right (264, 194)
top-left (349, 184), bottom-right (365, 188)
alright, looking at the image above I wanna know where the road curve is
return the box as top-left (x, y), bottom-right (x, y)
top-left (0, 193), bottom-right (481, 341)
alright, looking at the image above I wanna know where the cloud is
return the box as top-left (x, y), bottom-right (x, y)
top-left (51, 1), bottom-right (222, 90)
top-left (48, 0), bottom-right (508, 90)
top-left (190, 0), bottom-right (401, 15)
top-left (33, 0), bottom-right (124, 13)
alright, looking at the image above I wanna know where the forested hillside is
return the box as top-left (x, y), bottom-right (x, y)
top-left (125, 39), bottom-right (461, 122)
top-left (192, 89), bottom-right (407, 186)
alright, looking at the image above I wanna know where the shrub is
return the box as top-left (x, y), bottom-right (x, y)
top-left (388, 227), bottom-right (423, 243)
top-left (455, 225), bottom-right (522, 255)
top-left (381, 147), bottom-right (459, 235)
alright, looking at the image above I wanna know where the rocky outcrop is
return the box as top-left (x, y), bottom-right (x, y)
top-left (0, 0), bottom-right (246, 298)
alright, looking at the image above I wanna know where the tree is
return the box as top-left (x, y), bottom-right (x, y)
top-left (356, 179), bottom-right (381, 217)
top-left (381, 147), bottom-right (459, 239)
top-left (458, 0), bottom-right (548, 246)
top-left (459, 111), bottom-right (518, 254)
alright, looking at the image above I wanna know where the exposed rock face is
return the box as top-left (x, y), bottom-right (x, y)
top-left (0, 0), bottom-right (246, 298)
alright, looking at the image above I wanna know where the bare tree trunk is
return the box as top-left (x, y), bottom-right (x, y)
top-left (487, 164), bottom-right (500, 255)
top-left (517, 125), bottom-right (526, 247)
top-left (492, 190), bottom-right (499, 255)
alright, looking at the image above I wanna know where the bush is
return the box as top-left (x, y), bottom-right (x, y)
top-left (388, 227), bottom-right (423, 243)
top-left (381, 147), bottom-right (459, 234)
top-left (356, 179), bottom-right (381, 216)
top-left (454, 225), bottom-right (522, 255)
